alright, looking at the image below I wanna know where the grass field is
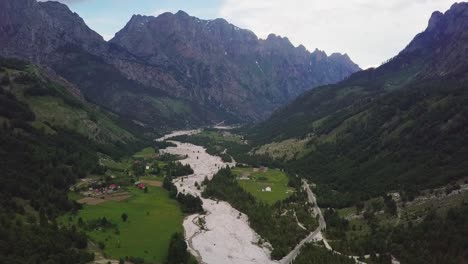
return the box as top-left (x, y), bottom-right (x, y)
top-left (62, 186), bottom-right (183, 264)
top-left (133, 147), bottom-right (157, 159)
top-left (233, 167), bottom-right (293, 204)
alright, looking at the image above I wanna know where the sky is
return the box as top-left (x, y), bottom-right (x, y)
top-left (43, 0), bottom-right (457, 68)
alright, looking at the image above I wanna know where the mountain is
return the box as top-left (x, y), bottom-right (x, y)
top-left (0, 0), bottom-right (360, 129)
top-left (109, 12), bottom-right (360, 120)
top-left (249, 3), bottom-right (468, 200)
top-left (0, 0), bottom-right (219, 131)
top-left (0, 0), bottom-right (105, 64)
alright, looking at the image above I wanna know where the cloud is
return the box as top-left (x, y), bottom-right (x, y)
top-left (219, 0), bottom-right (455, 68)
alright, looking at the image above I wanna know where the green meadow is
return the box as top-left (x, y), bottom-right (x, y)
top-left (62, 186), bottom-right (183, 264)
top-left (233, 167), bottom-right (293, 204)
top-left (133, 147), bottom-right (157, 159)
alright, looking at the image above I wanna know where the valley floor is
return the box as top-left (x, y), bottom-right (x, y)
top-left (160, 137), bottom-right (276, 264)
top-left (160, 130), bottom-right (371, 264)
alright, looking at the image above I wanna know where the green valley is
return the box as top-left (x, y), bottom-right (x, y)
top-left (1, 1), bottom-right (468, 264)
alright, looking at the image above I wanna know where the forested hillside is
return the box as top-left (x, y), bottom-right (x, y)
top-left (248, 3), bottom-right (468, 200)
top-left (0, 58), bottom-right (147, 263)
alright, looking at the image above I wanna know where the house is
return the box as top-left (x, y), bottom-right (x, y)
top-left (265, 187), bottom-right (272, 192)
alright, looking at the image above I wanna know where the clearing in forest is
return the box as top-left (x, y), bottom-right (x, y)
top-left (233, 167), bottom-right (294, 204)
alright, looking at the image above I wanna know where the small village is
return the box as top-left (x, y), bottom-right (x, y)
top-left (70, 157), bottom-right (162, 205)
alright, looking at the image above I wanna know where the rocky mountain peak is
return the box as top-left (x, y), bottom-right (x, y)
top-left (264, 34), bottom-right (294, 49)
top-left (175, 10), bottom-right (190, 17)
top-left (427, 11), bottom-right (444, 31)
top-left (311, 48), bottom-right (328, 61)
top-left (397, 2), bottom-right (468, 78)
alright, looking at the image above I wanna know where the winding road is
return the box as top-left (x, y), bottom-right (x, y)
top-left (279, 180), bottom-right (328, 264)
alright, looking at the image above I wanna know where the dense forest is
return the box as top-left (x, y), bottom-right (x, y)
top-left (0, 62), bottom-right (99, 262)
top-left (203, 168), bottom-right (317, 259)
top-left (389, 204), bottom-right (468, 264)
top-left (166, 233), bottom-right (198, 264)
top-left (163, 167), bottom-right (203, 214)
top-left (165, 161), bottom-right (194, 177)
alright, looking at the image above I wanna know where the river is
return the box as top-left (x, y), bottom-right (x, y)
top-left (158, 130), bottom-right (276, 264)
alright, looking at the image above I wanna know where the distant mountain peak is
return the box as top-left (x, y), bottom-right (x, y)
top-left (427, 11), bottom-right (444, 31)
top-left (265, 34), bottom-right (293, 46)
top-left (396, 1), bottom-right (468, 78)
top-left (175, 10), bottom-right (190, 17)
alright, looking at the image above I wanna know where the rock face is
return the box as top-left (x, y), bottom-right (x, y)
top-left (0, 0), bottom-right (360, 127)
top-left (109, 12), bottom-right (360, 120)
top-left (403, 2), bottom-right (468, 79)
top-left (0, 0), bottom-right (104, 64)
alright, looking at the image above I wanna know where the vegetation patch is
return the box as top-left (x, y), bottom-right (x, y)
top-left (233, 167), bottom-right (293, 204)
top-left (254, 138), bottom-right (309, 160)
top-left (172, 129), bottom-right (249, 162)
top-left (62, 186), bottom-right (184, 263)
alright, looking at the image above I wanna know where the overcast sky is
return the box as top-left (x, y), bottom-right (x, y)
top-left (44, 0), bottom-right (456, 68)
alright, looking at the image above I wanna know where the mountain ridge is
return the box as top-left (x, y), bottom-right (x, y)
top-left (109, 10), bottom-right (360, 120)
top-left (0, 0), bottom-right (360, 129)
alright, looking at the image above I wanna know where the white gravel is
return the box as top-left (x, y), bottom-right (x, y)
top-left (160, 133), bottom-right (277, 264)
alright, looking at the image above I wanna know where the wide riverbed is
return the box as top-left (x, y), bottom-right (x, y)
top-left (158, 131), bottom-right (277, 264)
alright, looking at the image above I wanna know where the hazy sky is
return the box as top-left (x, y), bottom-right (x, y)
top-left (43, 0), bottom-right (456, 68)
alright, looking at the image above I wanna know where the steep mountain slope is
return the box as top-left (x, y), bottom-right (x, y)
top-left (0, 0), bottom-right (360, 129)
top-left (249, 3), bottom-right (468, 198)
top-left (0, 0), bottom-right (226, 130)
top-left (109, 12), bottom-right (360, 120)
top-left (0, 57), bottom-right (137, 145)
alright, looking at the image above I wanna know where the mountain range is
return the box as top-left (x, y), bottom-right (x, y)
top-left (0, 0), bottom-right (360, 130)
top-left (249, 2), bottom-right (468, 200)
